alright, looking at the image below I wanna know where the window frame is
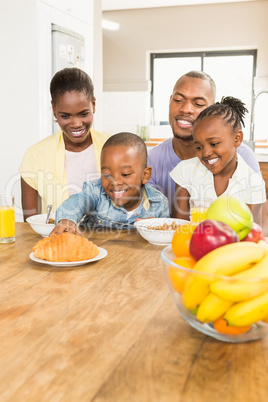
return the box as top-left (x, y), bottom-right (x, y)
top-left (150, 49), bottom-right (257, 111)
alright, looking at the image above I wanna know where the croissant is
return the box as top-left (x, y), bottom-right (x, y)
top-left (33, 233), bottom-right (99, 262)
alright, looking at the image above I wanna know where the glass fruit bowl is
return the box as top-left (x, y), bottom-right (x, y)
top-left (161, 245), bottom-right (268, 343)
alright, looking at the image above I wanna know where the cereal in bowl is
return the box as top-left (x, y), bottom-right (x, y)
top-left (147, 221), bottom-right (178, 231)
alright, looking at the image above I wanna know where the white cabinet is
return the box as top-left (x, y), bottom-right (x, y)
top-left (37, 0), bottom-right (94, 139)
top-left (40, 0), bottom-right (93, 24)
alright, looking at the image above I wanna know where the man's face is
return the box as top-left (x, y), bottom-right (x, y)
top-left (169, 76), bottom-right (215, 141)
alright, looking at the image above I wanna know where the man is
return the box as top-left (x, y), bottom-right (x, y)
top-left (148, 71), bottom-right (261, 215)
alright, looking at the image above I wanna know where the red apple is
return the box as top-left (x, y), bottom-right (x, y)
top-left (189, 219), bottom-right (239, 261)
top-left (241, 222), bottom-right (264, 243)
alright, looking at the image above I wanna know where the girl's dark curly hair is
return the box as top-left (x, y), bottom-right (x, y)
top-left (194, 96), bottom-right (248, 131)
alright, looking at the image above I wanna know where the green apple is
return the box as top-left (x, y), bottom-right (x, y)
top-left (206, 196), bottom-right (253, 240)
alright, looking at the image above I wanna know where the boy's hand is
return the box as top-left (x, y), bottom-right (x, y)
top-left (49, 219), bottom-right (81, 236)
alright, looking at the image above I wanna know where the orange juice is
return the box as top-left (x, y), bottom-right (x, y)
top-left (190, 207), bottom-right (208, 223)
top-left (0, 206), bottom-right (15, 238)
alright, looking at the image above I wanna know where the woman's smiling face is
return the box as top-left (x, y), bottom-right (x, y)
top-left (52, 90), bottom-right (95, 151)
top-left (101, 145), bottom-right (150, 211)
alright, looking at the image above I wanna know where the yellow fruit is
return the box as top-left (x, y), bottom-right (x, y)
top-left (182, 242), bottom-right (265, 311)
top-left (210, 253), bottom-right (268, 302)
top-left (224, 290), bottom-right (268, 327)
top-left (196, 293), bottom-right (232, 323)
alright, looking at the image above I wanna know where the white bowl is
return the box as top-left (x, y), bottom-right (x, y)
top-left (134, 218), bottom-right (189, 246)
top-left (26, 213), bottom-right (56, 237)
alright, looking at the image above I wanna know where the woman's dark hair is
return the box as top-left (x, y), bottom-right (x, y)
top-left (194, 96), bottom-right (248, 131)
top-left (50, 67), bottom-right (95, 104)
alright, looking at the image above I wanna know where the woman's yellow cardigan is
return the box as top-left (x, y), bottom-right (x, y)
top-left (19, 129), bottom-right (110, 213)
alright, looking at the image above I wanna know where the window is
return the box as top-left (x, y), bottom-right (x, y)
top-left (150, 50), bottom-right (257, 140)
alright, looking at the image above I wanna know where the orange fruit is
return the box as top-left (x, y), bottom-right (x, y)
top-left (262, 315), bottom-right (268, 323)
top-left (168, 256), bottom-right (196, 294)
top-left (172, 222), bottom-right (198, 258)
top-left (213, 316), bottom-right (251, 335)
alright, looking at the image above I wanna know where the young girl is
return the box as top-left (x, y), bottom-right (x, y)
top-left (20, 67), bottom-right (110, 220)
top-left (170, 96), bottom-right (267, 227)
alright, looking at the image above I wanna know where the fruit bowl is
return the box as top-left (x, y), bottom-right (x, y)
top-left (161, 245), bottom-right (268, 343)
top-left (134, 218), bottom-right (188, 246)
top-left (26, 213), bottom-right (55, 237)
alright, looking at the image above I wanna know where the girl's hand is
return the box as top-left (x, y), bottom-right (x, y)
top-left (49, 219), bottom-right (81, 236)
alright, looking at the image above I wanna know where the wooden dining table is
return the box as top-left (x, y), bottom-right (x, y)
top-left (1, 223), bottom-right (268, 402)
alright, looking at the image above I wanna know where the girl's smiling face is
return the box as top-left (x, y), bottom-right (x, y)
top-left (52, 91), bottom-right (95, 151)
top-left (193, 116), bottom-right (243, 177)
top-left (101, 145), bottom-right (151, 211)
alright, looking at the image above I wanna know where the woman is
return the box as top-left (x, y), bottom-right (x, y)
top-left (20, 67), bottom-right (110, 220)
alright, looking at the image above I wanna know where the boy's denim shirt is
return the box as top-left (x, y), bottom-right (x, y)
top-left (55, 179), bottom-right (170, 229)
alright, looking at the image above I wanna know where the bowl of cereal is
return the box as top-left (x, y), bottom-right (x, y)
top-left (134, 218), bottom-right (188, 246)
top-left (26, 213), bottom-right (55, 237)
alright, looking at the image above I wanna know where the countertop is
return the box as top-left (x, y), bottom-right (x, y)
top-left (256, 153), bottom-right (268, 163)
top-left (145, 135), bottom-right (268, 162)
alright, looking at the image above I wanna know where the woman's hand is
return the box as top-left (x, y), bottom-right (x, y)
top-left (49, 219), bottom-right (81, 236)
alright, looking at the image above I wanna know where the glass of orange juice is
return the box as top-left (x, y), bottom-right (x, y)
top-left (190, 198), bottom-right (213, 223)
top-left (0, 195), bottom-right (15, 243)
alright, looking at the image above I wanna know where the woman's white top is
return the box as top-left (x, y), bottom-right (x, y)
top-left (170, 154), bottom-right (266, 204)
top-left (65, 145), bottom-right (99, 195)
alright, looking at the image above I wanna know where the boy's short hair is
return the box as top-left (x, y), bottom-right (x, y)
top-left (102, 132), bottom-right (148, 168)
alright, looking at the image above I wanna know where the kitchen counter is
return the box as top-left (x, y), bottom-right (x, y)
top-left (1, 223), bottom-right (268, 401)
top-left (256, 153), bottom-right (268, 163)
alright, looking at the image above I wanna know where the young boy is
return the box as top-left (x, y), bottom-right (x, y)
top-left (170, 97), bottom-right (267, 228)
top-left (51, 132), bottom-right (169, 235)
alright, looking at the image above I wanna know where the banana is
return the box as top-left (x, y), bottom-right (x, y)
top-left (196, 293), bottom-right (232, 323)
top-left (182, 242), bottom-right (265, 310)
top-left (224, 290), bottom-right (268, 327)
top-left (210, 253), bottom-right (268, 302)
top-left (257, 240), bottom-right (268, 254)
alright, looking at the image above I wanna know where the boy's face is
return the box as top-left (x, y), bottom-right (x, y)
top-left (101, 145), bottom-right (151, 211)
top-left (193, 116), bottom-right (243, 176)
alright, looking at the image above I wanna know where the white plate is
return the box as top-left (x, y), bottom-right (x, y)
top-left (29, 247), bottom-right (107, 267)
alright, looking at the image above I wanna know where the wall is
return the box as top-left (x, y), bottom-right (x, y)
top-left (0, 0), bottom-right (39, 220)
top-left (102, 1), bottom-right (268, 134)
top-left (0, 0), bottom-right (101, 221)
top-left (92, 0), bottom-right (104, 131)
